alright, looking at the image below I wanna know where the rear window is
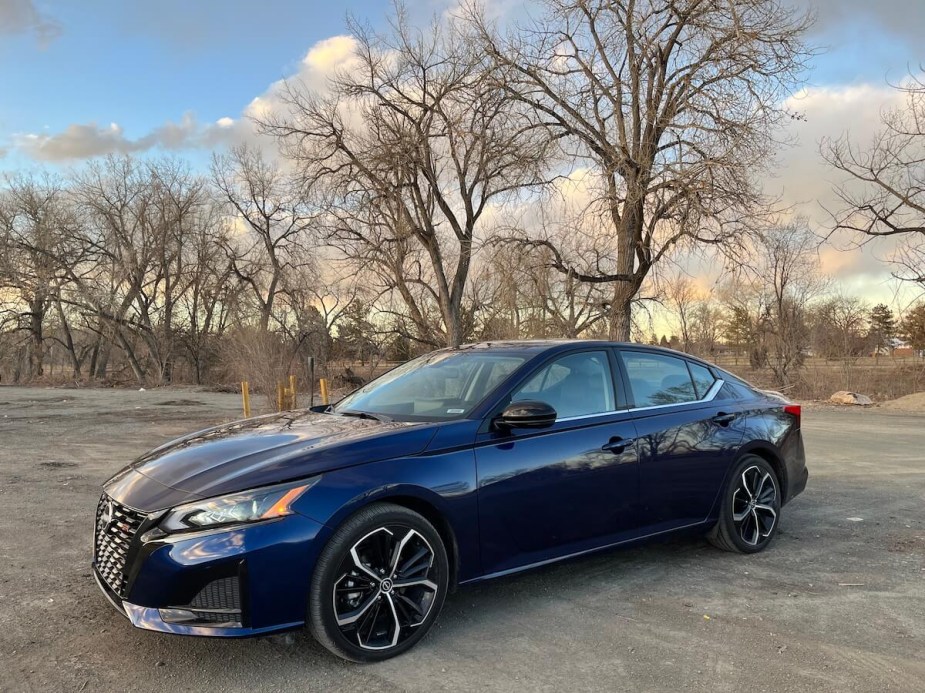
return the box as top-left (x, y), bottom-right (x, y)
top-left (621, 352), bottom-right (698, 407)
top-left (716, 373), bottom-right (758, 401)
top-left (688, 362), bottom-right (716, 398)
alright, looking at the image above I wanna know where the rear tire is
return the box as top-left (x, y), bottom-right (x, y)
top-left (308, 503), bottom-right (448, 662)
top-left (708, 454), bottom-right (781, 554)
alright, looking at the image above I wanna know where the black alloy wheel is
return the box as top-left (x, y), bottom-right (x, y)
top-left (309, 503), bottom-right (448, 661)
top-left (708, 454), bottom-right (781, 553)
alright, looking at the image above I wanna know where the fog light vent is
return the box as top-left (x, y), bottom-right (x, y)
top-left (189, 576), bottom-right (240, 611)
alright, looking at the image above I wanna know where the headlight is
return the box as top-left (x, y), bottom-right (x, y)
top-left (157, 479), bottom-right (320, 535)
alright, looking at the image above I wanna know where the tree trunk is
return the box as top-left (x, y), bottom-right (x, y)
top-left (28, 298), bottom-right (45, 377)
top-left (445, 310), bottom-right (463, 348)
top-left (607, 284), bottom-right (635, 342)
top-left (94, 338), bottom-right (112, 379)
top-left (115, 330), bottom-right (146, 385)
top-left (55, 299), bottom-right (82, 378)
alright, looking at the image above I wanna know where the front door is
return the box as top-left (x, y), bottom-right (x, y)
top-left (475, 349), bottom-right (640, 576)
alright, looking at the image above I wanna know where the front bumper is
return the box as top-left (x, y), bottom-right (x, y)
top-left (93, 511), bottom-right (330, 637)
top-left (94, 570), bottom-right (300, 637)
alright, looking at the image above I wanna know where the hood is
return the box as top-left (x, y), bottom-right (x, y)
top-left (104, 411), bottom-right (437, 512)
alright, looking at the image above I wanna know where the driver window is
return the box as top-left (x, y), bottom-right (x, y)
top-left (512, 351), bottom-right (616, 418)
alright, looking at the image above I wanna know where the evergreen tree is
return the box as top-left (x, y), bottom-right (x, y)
top-left (336, 301), bottom-right (378, 364)
top-left (868, 303), bottom-right (896, 353)
top-left (901, 304), bottom-right (925, 351)
top-left (723, 305), bottom-right (754, 350)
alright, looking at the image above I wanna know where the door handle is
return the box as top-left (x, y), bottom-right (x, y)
top-left (602, 437), bottom-right (636, 453)
top-left (712, 412), bottom-right (736, 426)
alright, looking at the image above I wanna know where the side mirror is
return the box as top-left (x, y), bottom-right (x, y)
top-left (495, 400), bottom-right (557, 430)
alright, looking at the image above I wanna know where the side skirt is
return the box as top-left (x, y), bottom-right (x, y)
top-left (460, 519), bottom-right (714, 586)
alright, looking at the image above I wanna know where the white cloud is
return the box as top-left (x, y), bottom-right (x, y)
top-left (13, 113), bottom-right (239, 162)
top-left (798, 0), bottom-right (925, 45)
top-left (13, 34), bottom-right (361, 164)
top-left (765, 83), bottom-right (908, 279)
top-left (302, 35), bottom-right (356, 72)
top-left (0, 0), bottom-right (61, 47)
top-left (243, 35), bottom-right (359, 123)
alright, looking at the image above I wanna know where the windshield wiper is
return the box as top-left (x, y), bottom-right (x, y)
top-left (338, 409), bottom-right (393, 423)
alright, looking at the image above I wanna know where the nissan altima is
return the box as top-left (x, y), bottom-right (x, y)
top-left (93, 340), bottom-right (807, 661)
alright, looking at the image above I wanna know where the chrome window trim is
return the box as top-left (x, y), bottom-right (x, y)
top-left (626, 378), bottom-right (724, 413)
top-left (555, 410), bottom-right (626, 422)
top-left (550, 378), bottom-right (724, 423)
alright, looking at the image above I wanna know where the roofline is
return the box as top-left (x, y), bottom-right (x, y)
top-left (435, 339), bottom-right (722, 369)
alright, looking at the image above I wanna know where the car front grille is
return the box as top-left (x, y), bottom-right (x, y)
top-left (94, 494), bottom-right (146, 598)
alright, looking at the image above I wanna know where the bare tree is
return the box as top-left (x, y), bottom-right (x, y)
top-left (212, 144), bottom-right (316, 334)
top-left (724, 220), bottom-right (826, 386)
top-left (469, 0), bottom-right (812, 339)
top-left (662, 272), bottom-right (698, 353)
top-left (260, 6), bottom-right (550, 347)
top-left (823, 75), bottom-right (925, 286)
top-left (809, 294), bottom-right (869, 360)
top-left (176, 204), bottom-right (238, 384)
top-left (689, 301), bottom-right (725, 359)
top-left (477, 240), bottom-right (609, 339)
top-left (0, 174), bottom-right (83, 377)
top-left (67, 157), bottom-right (217, 384)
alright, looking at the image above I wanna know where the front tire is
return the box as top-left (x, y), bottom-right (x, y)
top-left (708, 454), bottom-right (781, 553)
top-left (308, 503), bottom-right (449, 662)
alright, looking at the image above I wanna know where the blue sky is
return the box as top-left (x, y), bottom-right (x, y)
top-left (1, 0), bottom-right (920, 154)
top-left (0, 0), bottom-right (380, 165)
top-left (1, 1), bottom-right (345, 131)
top-left (2, 0), bottom-right (924, 306)
top-left (1, 0), bottom-right (920, 165)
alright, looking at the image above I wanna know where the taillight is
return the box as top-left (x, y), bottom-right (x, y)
top-left (783, 404), bottom-right (801, 426)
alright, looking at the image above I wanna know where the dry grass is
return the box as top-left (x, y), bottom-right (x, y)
top-left (219, 328), bottom-right (300, 408)
top-left (8, 350), bottom-right (925, 407)
top-left (714, 356), bottom-right (925, 402)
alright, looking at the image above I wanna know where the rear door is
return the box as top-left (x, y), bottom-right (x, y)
top-left (475, 349), bottom-right (640, 576)
top-left (617, 349), bottom-right (748, 532)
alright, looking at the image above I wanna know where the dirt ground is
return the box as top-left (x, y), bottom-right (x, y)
top-left (1, 386), bottom-right (923, 692)
top-left (879, 392), bottom-right (925, 411)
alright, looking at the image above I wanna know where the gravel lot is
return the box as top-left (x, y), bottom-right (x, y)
top-left (1, 387), bottom-right (923, 692)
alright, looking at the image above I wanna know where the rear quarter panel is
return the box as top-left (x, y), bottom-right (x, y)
top-left (728, 400), bottom-right (806, 505)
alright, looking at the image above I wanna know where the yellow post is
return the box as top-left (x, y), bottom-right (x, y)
top-left (319, 378), bottom-right (329, 405)
top-left (241, 381), bottom-right (251, 418)
top-left (277, 382), bottom-right (284, 412)
top-left (289, 374), bottom-right (297, 409)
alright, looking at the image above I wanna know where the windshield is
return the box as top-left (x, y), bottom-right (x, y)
top-left (333, 351), bottom-right (526, 421)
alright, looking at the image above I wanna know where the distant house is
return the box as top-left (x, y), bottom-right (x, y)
top-left (893, 346), bottom-right (920, 358)
top-left (873, 338), bottom-right (921, 358)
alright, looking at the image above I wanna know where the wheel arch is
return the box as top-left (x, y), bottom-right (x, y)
top-left (378, 495), bottom-right (460, 592)
top-left (737, 441), bottom-right (789, 503)
top-left (324, 487), bottom-right (461, 592)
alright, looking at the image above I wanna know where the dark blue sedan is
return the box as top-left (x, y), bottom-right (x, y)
top-left (93, 340), bottom-right (808, 661)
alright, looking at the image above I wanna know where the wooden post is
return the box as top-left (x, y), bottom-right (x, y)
top-left (277, 382), bottom-right (284, 412)
top-left (307, 356), bottom-right (315, 408)
top-left (289, 374), bottom-right (297, 409)
top-left (241, 381), bottom-right (251, 418)
top-left (319, 378), bottom-right (329, 406)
